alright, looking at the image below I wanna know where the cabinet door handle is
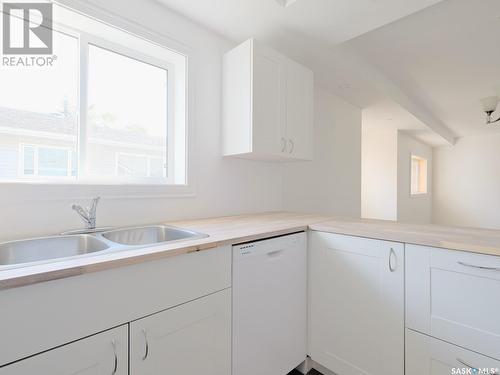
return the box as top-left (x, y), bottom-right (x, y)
top-left (142, 328), bottom-right (149, 361)
top-left (457, 261), bottom-right (500, 272)
top-left (288, 139), bottom-right (294, 154)
top-left (389, 248), bottom-right (396, 272)
top-left (111, 340), bottom-right (118, 375)
top-left (281, 137), bottom-right (287, 153)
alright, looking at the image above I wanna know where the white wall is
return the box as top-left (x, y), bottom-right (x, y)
top-left (433, 133), bottom-right (500, 229)
top-left (361, 127), bottom-right (433, 224)
top-left (283, 87), bottom-right (361, 217)
top-left (0, 0), bottom-right (284, 240)
top-left (361, 126), bottom-right (398, 220)
top-left (0, 0), bottom-right (365, 241)
top-left (397, 131), bottom-right (433, 224)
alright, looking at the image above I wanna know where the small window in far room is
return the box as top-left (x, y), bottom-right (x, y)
top-left (410, 155), bottom-right (428, 195)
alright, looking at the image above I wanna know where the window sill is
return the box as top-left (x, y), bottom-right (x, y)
top-left (0, 181), bottom-right (196, 201)
top-left (410, 192), bottom-right (429, 198)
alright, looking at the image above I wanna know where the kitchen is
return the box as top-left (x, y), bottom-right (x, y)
top-left (0, 0), bottom-right (499, 374)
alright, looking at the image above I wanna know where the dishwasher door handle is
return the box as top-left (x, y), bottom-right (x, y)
top-left (267, 249), bottom-right (285, 258)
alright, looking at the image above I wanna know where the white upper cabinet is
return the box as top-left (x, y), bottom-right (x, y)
top-left (223, 38), bottom-right (313, 161)
top-left (309, 232), bottom-right (405, 375)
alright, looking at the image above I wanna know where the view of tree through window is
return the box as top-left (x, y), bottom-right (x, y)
top-left (87, 45), bottom-right (168, 180)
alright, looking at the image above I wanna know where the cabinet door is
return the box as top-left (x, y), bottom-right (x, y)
top-left (406, 245), bottom-right (500, 360)
top-left (406, 329), bottom-right (500, 375)
top-left (309, 232), bottom-right (404, 375)
top-left (130, 289), bottom-right (231, 375)
top-left (252, 42), bottom-right (286, 158)
top-left (285, 60), bottom-right (314, 160)
top-left (0, 326), bottom-right (127, 375)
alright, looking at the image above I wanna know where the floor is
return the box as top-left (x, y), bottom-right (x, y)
top-left (288, 370), bottom-right (323, 375)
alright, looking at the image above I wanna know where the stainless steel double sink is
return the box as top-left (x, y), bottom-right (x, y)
top-left (0, 225), bottom-right (209, 269)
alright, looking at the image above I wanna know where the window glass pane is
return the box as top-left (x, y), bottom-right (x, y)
top-left (117, 154), bottom-right (149, 177)
top-left (0, 30), bottom-right (79, 180)
top-left (23, 146), bottom-right (35, 175)
top-left (411, 155), bottom-right (428, 195)
top-left (87, 45), bottom-right (168, 180)
top-left (149, 158), bottom-right (165, 178)
top-left (70, 150), bottom-right (77, 177)
top-left (38, 147), bottom-right (69, 176)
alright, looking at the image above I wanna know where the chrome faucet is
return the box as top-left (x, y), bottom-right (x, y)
top-left (72, 197), bottom-right (100, 230)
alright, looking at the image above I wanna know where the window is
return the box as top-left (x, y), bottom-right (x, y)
top-left (116, 153), bottom-right (165, 178)
top-left (411, 155), bottom-right (428, 195)
top-left (0, 4), bottom-right (187, 185)
top-left (20, 144), bottom-right (76, 178)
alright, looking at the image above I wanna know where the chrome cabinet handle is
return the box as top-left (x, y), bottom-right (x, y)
top-left (458, 261), bottom-right (500, 272)
top-left (111, 340), bottom-right (118, 375)
top-left (142, 328), bottom-right (149, 361)
top-left (281, 137), bottom-right (287, 153)
top-left (389, 248), bottom-right (396, 272)
top-left (288, 139), bottom-right (294, 154)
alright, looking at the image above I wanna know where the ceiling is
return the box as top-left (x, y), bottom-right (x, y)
top-left (362, 99), bottom-right (445, 147)
top-left (154, 0), bottom-right (443, 46)
top-left (347, 0), bottom-right (500, 140)
top-left (155, 0), bottom-right (500, 146)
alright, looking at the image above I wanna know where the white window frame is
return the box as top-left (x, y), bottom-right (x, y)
top-left (78, 36), bottom-right (176, 185)
top-left (115, 152), bottom-right (166, 179)
top-left (18, 143), bottom-right (75, 179)
top-left (410, 154), bottom-right (428, 196)
top-left (0, 1), bottom-right (195, 200)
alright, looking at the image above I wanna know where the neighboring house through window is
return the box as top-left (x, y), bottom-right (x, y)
top-left (0, 4), bottom-right (187, 186)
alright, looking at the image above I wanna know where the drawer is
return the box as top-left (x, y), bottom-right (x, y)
top-left (406, 329), bottom-right (500, 375)
top-left (406, 244), bottom-right (500, 360)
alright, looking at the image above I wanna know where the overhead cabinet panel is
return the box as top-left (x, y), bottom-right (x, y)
top-left (223, 38), bottom-right (313, 161)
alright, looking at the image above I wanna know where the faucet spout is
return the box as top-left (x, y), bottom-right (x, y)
top-left (72, 197), bottom-right (100, 230)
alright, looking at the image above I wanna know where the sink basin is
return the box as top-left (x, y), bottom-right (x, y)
top-left (101, 225), bottom-right (208, 246)
top-left (0, 234), bottom-right (110, 267)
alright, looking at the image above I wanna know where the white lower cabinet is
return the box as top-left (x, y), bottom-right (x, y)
top-left (0, 326), bottom-right (128, 375)
top-left (130, 288), bottom-right (231, 375)
top-left (406, 244), bottom-right (500, 360)
top-left (309, 232), bottom-right (405, 375)
top-left (406, 329), bottom-right (500, 375)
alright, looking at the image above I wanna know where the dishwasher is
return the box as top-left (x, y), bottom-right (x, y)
top-left (232, 232), bottom-right (307, 375)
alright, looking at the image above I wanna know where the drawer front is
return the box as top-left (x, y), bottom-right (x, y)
top-left (0, 246), bottom-right (231, 366)
top-left (406, 329), bottom-right (500, 375)
top-left (406, 244), bottom-right (500, 359)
